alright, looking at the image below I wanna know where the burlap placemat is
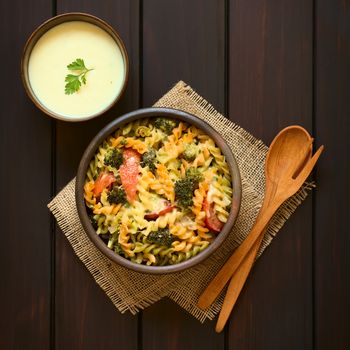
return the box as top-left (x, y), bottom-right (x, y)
top-left (48, 81), bottom-right (312, 322)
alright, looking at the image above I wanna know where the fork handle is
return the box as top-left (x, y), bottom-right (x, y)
top-left (197, 200), bottom-right (281, 310)
top-left (215, 233), bottom-right (263, 333)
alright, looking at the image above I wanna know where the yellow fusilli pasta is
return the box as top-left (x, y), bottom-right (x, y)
top-left (83, 117), bottom-right (233, 266)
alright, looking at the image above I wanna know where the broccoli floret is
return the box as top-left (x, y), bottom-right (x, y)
top-left (107, 186), bottom-right (127, 204)
top-left (185, 167), bottom-right (204, 184)
top-left (107, 230), bottom-right (123, 253)
top-left (154, 118), bottom-right (178, 135)
top-left (147, 228), bottom-right (174, 247)
top-left (114, 243), bottom-right (124, 255)
top-left (141, 149), bottom-right (157, 172)
top-left (104, 148), bottom-right (123, 169)
top-left (175, 168), bottom-right (204, 208)
top-left (114, 173), bottom-right (122, 185)
top-left (175, 178), bottom-right (195, 207)
top-left (89, 214), bottom-right (98, 230)
top-left (183, 144), bottom-right (198, 162)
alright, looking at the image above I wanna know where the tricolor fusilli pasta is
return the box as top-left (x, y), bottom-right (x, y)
top-left (84, 117), bottom-right (233, 266)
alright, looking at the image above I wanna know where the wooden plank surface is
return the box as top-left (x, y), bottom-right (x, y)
top-left (141, 1), bottom-right (226, 348)
top-left (142, 0), bottom-right (226, 109)
top-left (54, 1), bottom-right (140, 349)
top-left (227, 0), bottom-right (314, 348)
top-left (314, 0), bottom-right (350, 348)
top-left (0, 1), bottom-right (53, 349)
top-left (1, 0), bottom-right (349, 349)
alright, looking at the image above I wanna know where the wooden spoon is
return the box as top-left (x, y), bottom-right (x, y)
top-left (215, 126), bottom-right (314, 332)
top-left (197, 126), bottom-right (324, 315)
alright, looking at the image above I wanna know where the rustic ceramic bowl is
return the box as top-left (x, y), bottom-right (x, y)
top-left (76, 107), bottom-right (241, 274)
top-left (21, 12), bottom-right (129, 122)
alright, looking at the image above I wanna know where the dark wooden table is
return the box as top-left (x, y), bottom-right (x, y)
top-left (1, 0), bottom-right (349, 349)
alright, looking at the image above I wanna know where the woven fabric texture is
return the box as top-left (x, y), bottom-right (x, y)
top-left (48, 81), bottom-right (311, 322)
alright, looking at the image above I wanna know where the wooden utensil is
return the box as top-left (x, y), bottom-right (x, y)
top-left (214, 126), bottom-right (315, 333)
top-left (197, 126), bottom-right (324, 314)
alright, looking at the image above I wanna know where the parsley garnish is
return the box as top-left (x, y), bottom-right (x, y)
top-left (64, 58), bottom-right (93, 95)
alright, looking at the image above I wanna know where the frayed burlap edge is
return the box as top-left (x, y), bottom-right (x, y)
top-left (48, 81), bottom-right (313, 322)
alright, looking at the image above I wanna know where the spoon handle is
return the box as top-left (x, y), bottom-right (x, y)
top-left (214, 146), bottom-right (324, 331)
top-left (197, 200), bottom-right (281, 310)
top-left (215, 233), bottom-right (263, 333)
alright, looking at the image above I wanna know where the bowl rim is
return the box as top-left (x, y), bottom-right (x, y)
top-left (75, 107), bottom-right (242, 274)
top-left (21, 12), bottom-right (129, 122)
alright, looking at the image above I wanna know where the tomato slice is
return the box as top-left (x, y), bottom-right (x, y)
top-left (119, 149), bottom-right (141, 203)
top-left (93, 172), bottom-right (116, 197)
top-left (144, 202), bottom-right (175, 220)
top-left (203, 197), bottom-right (224, 233)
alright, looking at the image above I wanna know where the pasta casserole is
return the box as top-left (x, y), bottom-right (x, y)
top-left (84, 117), bottom-right (233, 266)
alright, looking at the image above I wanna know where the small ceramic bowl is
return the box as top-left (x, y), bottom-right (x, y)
top-left (76, 107), bottom-right (242, 274)
top-left (21, 12), bottom-right (129, 122)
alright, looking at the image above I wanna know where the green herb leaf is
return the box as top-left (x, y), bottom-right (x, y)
top-left (64, 58), bottom-right (93, 95)
top-left (64, 74), bottom-right (81, 95)
top-left (67, 58), bottom-right (86, 71)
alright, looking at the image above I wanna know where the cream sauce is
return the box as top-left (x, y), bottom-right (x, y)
top-left (28, 21), bottom-right (125, 119)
